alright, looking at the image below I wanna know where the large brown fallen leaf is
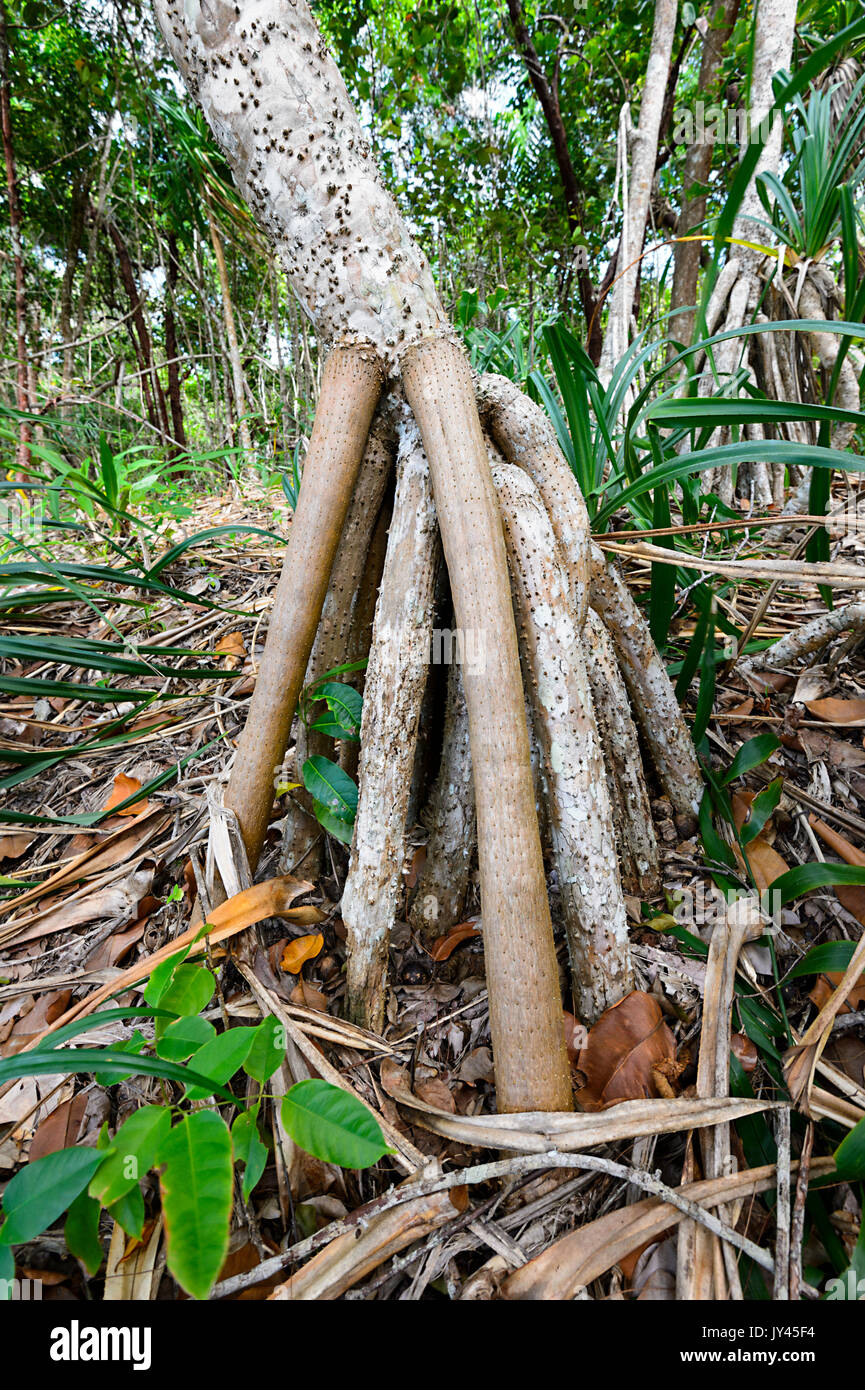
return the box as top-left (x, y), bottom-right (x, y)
top-left (23, 874), bottom-right (315, 1049)
top-left (574, 991), bottom-right (676, 1112)
top-left (102, 773), bottom-right (151, 817)
top-left (804, 697), bottom-right (865, 727)
top-left (0, 831), bottom-right (34, 863)
top-left (427, 921), bottom-right (481, 961)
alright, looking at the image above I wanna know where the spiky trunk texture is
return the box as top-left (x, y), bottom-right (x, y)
top-left (341, 411), bottom-right (439, 1031)
top-left (492, 455), bottom-right (632, 1023)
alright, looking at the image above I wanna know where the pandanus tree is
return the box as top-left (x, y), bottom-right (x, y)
top-left (154, 0), bottom-right (702, 1115)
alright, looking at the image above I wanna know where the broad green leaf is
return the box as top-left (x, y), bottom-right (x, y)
top-left (65, 1191), bottom-right (104, 1276)
top-left (0, 1147), bottom-right (107, 1245)
top-left (142, 942), bottom-right (193, 1006)
top-left (242, 1017), bottom-right (286, 1084)
top-left (232, 1111), bottom-right (268, 1203)
top-left (739, 778), bottom-right (783, 846)
top-left (154, 964), bottom-right (215, 1036)
top-left (789, 941), bottom-right (861, 979)
top-left (89, 1106), bottom-right (172, 1207)
top-left (311, 797), bottom-right (354, 844)
top-left (159, 1112), bottom-right (234, 1300)
top-left (834, 1119), bottom-right (865, 1181)
top-left (770, 862), bottom-right (865, 907)
top-left (0, 1046), bottom-right (240, 1104)
top-left (157, 1014), bottom-right (216, 1062)
top-left (280, 1079), bottom-right (391, 1169)
top-left (0, 1243), bottom-right (13, 1292)
top-left (184, 1026), bottom-right (258, 1100)
top-left (302, 755), bottom-right (358, 822)
top-left (93, 1031), bottom-right (147, 1086)
top-left (721, 735), bottom-right (781, 785)
top-left (107, 1183), bottom-right (145, 1241)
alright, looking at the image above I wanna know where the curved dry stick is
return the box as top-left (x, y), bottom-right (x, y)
top-left (282, 412), bottom-right (396, 873)
top-left (479, 372), bottom-right (590, 627)
top-left (409, 659), bottom-right (476, 943)
top-left (583, 607), bottom-right (660, 899)
top-left (588, 542), bottom-right (703, 818)
top-left (742, 600), bottom-right (865, 672)
top-left (402, 336), bottom-right (573, 1112)
top-left (225, 346), bottom-right (382, 865)
top-left (342, 410), bottom-right (439, 1031)
top-left (492, 456), bottom-right (632, 1024)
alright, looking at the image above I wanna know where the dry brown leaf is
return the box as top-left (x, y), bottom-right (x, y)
top-left (102, 773), bottom-right (151, 817)
top-left (457, 1046), bottom-right (494, 1086)
top-left (731, 1032), bottom-right (759, 1074)
top-left (280, 932), bottom-right (324, 973)
top-left (0, 831), bottom-right (34, 863)
top-left (414, 1076), bottom-right (456, 1113)
top-left (214, 630), bottom-right (247, 666)
top-left (28, 1092), bottom-right (88, 1162)
top-left (804, 697), bottom-right (865, 727)
top-left (575, 991), bottom-right (676, 1112)
top-left (427, 921), bottom-right (481, 961)
top-left (810, 970), bottom-right (865, 1013)
top-left (290, 979), bottom-right (328, 1011)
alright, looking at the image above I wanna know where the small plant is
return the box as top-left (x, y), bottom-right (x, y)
top-left (296, 663), bottom-right (365, 845)
top-left (0, 933), bottom-right (392, 1300)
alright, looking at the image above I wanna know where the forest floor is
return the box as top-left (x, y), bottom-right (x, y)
top-left (1, 488), bottom-right (864, 1299)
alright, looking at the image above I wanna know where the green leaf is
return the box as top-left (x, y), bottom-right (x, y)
top-left (834, 1119), bottom-right (865, 1182)
top-left (721, 735), bottom-right (781, 785)
top-left (302, 755), bottom-right (358, 822)
top-left (142, 942), bottom-right (193, 1006)
top-left (789, 941), bottom-right (861, 980)
top-left (232, 1111), bottom-right (268, 1203)
top-left (154, 964), bottom-right (215, 1036)
top-left (159, 1112), bottom-right (234, 1300)
top-left (184, 1026), bottom-right (258, 1100)
top-left (0, 1147), bottom-right (107, 1245)
top-left (0, 1243), bottom-right (13, 1292)
top-left (156, 1014), bottom-right (216, 1062)
top-left (280, 1079), bottom-right (392, 1169)
top-left (311, 798), bottom-right (354, 844)
top-left (769, 862), bottom-right (865, 907)
top-left (740, 778), bottom-right (783, 846)
top-left (242, 1017), bottom-right (286, 1084)
top-left (65, 1191), bottom-right (104, 1276)
top-left (0, 1046), bottom-right (240, 1105)
top-left (93, 1031), bottom-right (148, 1086)
top-left (89, 1106), bottom-right (172, 1207)
top-left (107, 1183), bottom-right (145, 1241)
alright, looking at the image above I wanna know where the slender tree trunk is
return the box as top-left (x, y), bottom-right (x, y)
top-left (104, 212), bottom-right (171, 441)
top-left (599, 0), bottom-right (679, 382)
top-left (58, 174), bottom-right (91, 412)
top-left (0, 2), bottom-right (30, 467)
top-left (505, 0), bottom-right (601, 361)
top-left (206, 200), bottom-right (253, 460)
top-left (164, 232), bottom-right (188, 450)
top-left (669, 0), bottom-right (741, 348)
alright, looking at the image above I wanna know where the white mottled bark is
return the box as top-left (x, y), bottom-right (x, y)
top-left (493, 458), bottom-right (632, 1023)
top-left (154, 0), bottom-right (445, 363)
top-left (480, 373), bottom-right (590, 627)
top-left (342, 411), bottom-right (439, 1031)
top-left (589, 543), bottom-right (703, 819)
top-left (584, 608), bottom-right (660, 900)
top-left (409, 661), bottom-right (476, 942)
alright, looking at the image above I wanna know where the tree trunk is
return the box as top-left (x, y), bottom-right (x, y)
top-left (154, 0), bottom-right (702, 1115)
top-left (669, 0), bottom-right (741, 348)
top-left (206, 199), bottom-right (253, 459)
top-left (599, 0), bottom-right (679, 382)
top-left (505, 0), bottom-right (600, 361)
top-left (0, 2), bottom-right (30, 468)
top-left (104, 212), bottom-right (171, 441)
top-left (164, 232), bottom-right (188, 450)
